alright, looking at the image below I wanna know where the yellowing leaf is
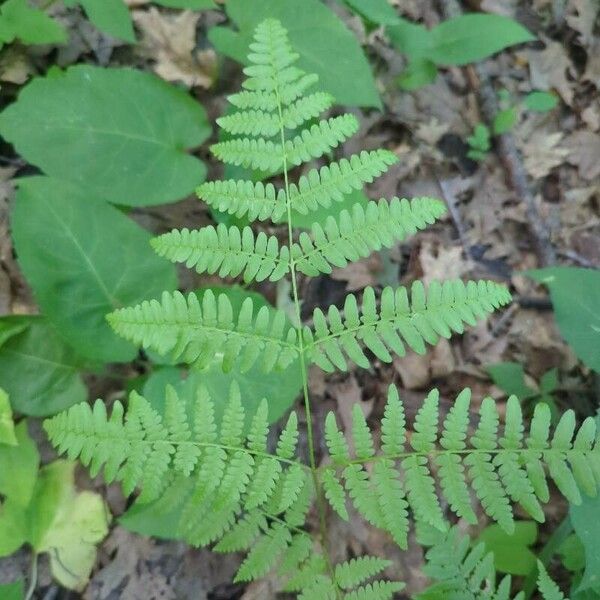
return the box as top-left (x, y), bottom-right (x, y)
top-left (32, 461), bottom-right (110, 591)
top-left (0, 388), bottom-right (16, 446)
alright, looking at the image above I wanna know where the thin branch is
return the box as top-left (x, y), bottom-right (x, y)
top-left (438, 0), bottom-right (557, 267)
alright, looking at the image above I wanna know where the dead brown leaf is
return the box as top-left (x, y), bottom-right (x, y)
top-left (563, 131), bottom-right (600, 180)
top-left (419, 240), bottom-right (471, 284)
top-left (526, 37), bottom-right (575, 105)
top-left (566, 0), bottom-right (599, 47)
top-left (331, 254), bottom-right (382, 291)
top-left (583, 38), bottom-right (600, 90)
top-left (133, 8), bottom-right (216, 88)
top-left (519, 130), bottom-right (570, 179)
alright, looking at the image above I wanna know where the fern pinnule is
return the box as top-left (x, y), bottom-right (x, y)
top-left (304, 279), bottom-right (512, 372)
top-left (107, 289), bottom-right (299, 373)
top-left (151, 225), bottom-right (290, 283)
top-left (536, 561), bottom-right (568, 600)
top-left (292, 196), bottom-right (446, 276)
top-left (287, 149), bottom-right (398, 215)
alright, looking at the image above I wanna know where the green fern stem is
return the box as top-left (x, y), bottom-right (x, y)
top-left (272, 46), bottom-right (338, 591)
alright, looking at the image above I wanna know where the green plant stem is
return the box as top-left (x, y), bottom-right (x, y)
top-left (274, 81), bottom-right (338, 592)
top-left (24, 552), bottom-right (38, 600)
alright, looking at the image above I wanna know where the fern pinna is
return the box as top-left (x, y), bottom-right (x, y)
top-left (44, 19), bottom-right (598, 598)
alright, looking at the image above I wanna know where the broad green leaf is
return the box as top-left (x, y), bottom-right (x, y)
top-left (0, 319), bottom-right (27, 349)
top-left (397, 59), bottom-right (437, 90)
top-left (0, 65), bottom-right (211, 206)
top-left (558, 534), bottom-right (586, 573)
top-left (64, 0), bottom-right (135, 42)
top-left (387, 18), bottom-right (432, 60)
top-left (0, 317), bottom-right (87, 416)
top-left (12, 177), bottom-right (177, 363)
top-left (0, 0), bottom-right (66, 47)
top-left (154, 0), bottom-right (215, 6)
top-left (427, 14), bottom-right (534, 66)
top-left (118, 474), bottom-right (194, 538)
top-left (0, 581), bottom-right (23, 600)
top-left (487, 362), bottom-right (537, 399)
top-left (525, 91), bottom-right (558, 112)
top-left (571, 494), bottom-right (600, 593)
top-left (341, 0), bottom-right (399, 25)
top-left (0, 500), bottom-right (28, 557)
top-left (208, 0), bottom-right (381, 108)
top-left (30, 461), bottom-right (110, 591)
top-left (0, 421), bottom-right (39, 507)
top-left (0, 388), bottom-right (17, 446)
top-left (526, 267), bottom-right (600, 372)
top-left (478, 521), bottom-right (538, 576)
top-left (539, 368), bottom-right (558, 394)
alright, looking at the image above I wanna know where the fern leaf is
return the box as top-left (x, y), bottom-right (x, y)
top-left (536, 561), bottom-right (567, 600)
top-left (381, 383), bottom-right (406, 455)
top-left (351, 404), bottom-right (375, 459)
top-left (324, 412), bottom-right (350, 464)
top-left (220, 381), bottom-right (245, 446)
top-left (234, 523), bottom-right (292, 582)
top-left (419, 527), bottom-right (525, 600)
top-left (107, 290), bottom-right (299, 373)
top-left (303, 280), bottom-right (512, 372)
top-left (292, 197), bottom-right (446, 275)
top-left (214, 511), bottom-right (266, 553)
top-left (372, 459), bottom-right (410, 548)
top-left (151, 226), bottom-right (290, 283)
top-left (321, 384), bottom-right (600, 540)
top-left (343, 580), bottom-right (405, 600)
top-left (197, 179), bottom-right (287, 223)
top-left (321, 467), bottom-right (348, 520)
top-left (288, 150), bottom-right (398, 215)
top-left (210, 137), bottom-right (284, 172)
top-left (285, 114), bottom-right (359, 166)
top-left (277, 411), bottom-right (299, 459)
top-left (437, 388), bottom-right (477, 523)
top-left (335, 556), bottom-right (390, 589)
top-left (283, 92), bottom-right (334, 128)
top-left (278, 534), bottom-right (313, 575)
top-left (217, 109), bottom-right (280, 137)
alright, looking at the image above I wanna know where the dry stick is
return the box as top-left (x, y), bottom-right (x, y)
top-left (439, 0), bottom-right (557, 267)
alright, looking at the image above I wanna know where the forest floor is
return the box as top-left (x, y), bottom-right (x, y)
top-left (0, 0), bottom-right (599, 598)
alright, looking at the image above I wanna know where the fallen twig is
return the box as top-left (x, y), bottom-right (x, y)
top-left (438, 0), bottom-right (557, 267)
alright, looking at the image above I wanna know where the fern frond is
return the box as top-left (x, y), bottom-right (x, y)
top-left (289, 150), bottom-right (398, 215)
top-left (419, 527), bottom-right (524, 600)
top-left (151, 225), bottom-right (290, 283)
top-left (107, 289), bottom-right (298, 372)
top-left (321, 384), bottom-right (600, 543)
top-left (304, 280), bottom-right (512, 372)
top-left (44, 383), bottom-right (326, 587)
top-left (292, 197), bottom-right (446, 276)
top-left (536, 561), bottom-right (568, 600)
top-left (197, 179), bottom-right (287, 223)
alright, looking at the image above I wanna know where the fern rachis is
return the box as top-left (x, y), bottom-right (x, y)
top-left (43, 18), bottom-right (595, 598)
